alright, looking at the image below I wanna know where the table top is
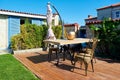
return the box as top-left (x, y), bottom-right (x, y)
top-left (43, 38), bottom-right (90, 45)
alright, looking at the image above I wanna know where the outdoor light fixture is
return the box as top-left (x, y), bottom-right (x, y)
top-left (50, 2), bottom-right (64, 39)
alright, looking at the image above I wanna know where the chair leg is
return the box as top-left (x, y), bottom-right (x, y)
top-left (48, 53), bottom-right (52, 61)
top-left (80, 61), bottom-right (83, 68)
top-left (71, 53), bottom-right (75, 65)
top-left (63, 51), bottom-right (66, 61)
top-left (55, 51), bottom-right (58, 59)
top-left (72, 60), bottom-right (77, 72)
top-left (84, 62), bottom-right (88, 76)
top-left (94, 56), bottom-right (97, 63)
top-left (48, 49), bottom-right (52, 61)
top-left (91, 60), bottom-right (94, 72)
top-left (68, 51), bottom-right (73, 63)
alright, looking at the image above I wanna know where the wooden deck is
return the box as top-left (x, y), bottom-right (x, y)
top-left (14, 51), bottom-right (120, 80)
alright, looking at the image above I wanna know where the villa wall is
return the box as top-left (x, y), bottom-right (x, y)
top-left (97, 8), bottom-right (112, 20)
top-left (0, 15), bottom-right (8, 49)
top-left (97, 6), bottom-right (120, 20)
top-left (0, 9), bottom-right (59, 51)
top-left (112, 6), bottom-right (120, 19)
top-left (85, 3), bottom-right (120, 39)
top-left (0, 15), bottom-right (44, 50)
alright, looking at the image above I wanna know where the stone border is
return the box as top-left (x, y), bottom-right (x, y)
top-left (13, 48), bottom-right (43, 54)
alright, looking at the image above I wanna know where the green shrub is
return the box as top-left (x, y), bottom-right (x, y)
top-left (11, 24), bottom-right (48, 50)
top-left (11, 24), bottom-right (62, 50)
top-left (52, 25), bottom-right (62, 39)
top-left (11, 34), bottom-right (22, 50)
top-left (89, 19), bottom-right (120, 60)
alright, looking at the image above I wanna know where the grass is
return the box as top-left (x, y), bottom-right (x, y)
top-left (0, 54), bottom-right (39, 80)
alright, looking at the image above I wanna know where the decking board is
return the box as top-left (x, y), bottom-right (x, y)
top-left (14, 51), bottom-right (120, 80)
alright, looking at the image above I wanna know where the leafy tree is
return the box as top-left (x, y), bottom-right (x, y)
top-left (89, 19), bottom-right (120, 59)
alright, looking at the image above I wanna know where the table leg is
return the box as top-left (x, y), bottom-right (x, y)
top-left (55, 45), bottom-right (61, 65)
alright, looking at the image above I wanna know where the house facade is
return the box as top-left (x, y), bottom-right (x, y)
top-left (85, 3), bottom-right (120, 38)
top-left (0, 9), bottom-right (58, 51)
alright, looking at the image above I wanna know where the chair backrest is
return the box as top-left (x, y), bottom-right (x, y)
top-left (87, 38), bottom-right (93, 48)
top-left (91, 38), bottom-right (98, 58)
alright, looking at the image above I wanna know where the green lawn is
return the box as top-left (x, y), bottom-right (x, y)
top-left (0, 54), bottom-right (39, 80)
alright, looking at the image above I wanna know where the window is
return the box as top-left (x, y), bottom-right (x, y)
top-left (116, 11), bottom-right (120, 18)
top-left (20, 18), bottom-right (31, 25)
top-left (20, 19), bottom-right (25, 25)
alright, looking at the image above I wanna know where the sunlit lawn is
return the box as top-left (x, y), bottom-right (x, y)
top-left (0, 54), bottom-right (39, 80)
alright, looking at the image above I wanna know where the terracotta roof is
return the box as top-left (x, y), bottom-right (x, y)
top-left (64, 23), bottom-right (79, 27)
top-left (85, 17), bottom-right (97, 20)
top-left (86, 18), bottom-right (120, 25)
top-left (86, 20), bottom-right (102, 25)
top-left (97, 3), bottom-right (120, 10)
top-left (0, 9), bottom-right (46, 17)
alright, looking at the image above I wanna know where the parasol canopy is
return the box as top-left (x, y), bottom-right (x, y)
top-left (46, 2), bottom-right (56, 40)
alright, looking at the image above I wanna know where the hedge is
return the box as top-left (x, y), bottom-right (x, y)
top-left (10, 24), bottom-right (62, 50)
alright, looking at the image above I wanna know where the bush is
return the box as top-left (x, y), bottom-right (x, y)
top-left (11, 24), bottom-right (48, 50)
top-left (90, 19), bottom-right (120, 60)
top-left (52, 25), bottom-right (62, 39)
top-left (11, 34), bottom-right (22, 50)
top-left (11, 24), bottom-right (62, 50)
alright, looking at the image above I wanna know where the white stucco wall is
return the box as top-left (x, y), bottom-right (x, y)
top-left (0, 15), bottom-right (8, 49)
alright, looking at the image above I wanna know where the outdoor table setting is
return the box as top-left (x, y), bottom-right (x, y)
top-left (43, 38), bottom-right (91, 65)
top-left (44, 2), bottom-right (92, 65)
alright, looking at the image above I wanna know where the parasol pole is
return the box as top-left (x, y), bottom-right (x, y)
top-left (50, 3), bottom-right (64, 39)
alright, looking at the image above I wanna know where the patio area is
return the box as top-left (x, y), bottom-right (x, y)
top-left (14, 51), bottom-right (120, 80)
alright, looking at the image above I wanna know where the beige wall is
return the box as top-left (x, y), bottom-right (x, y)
top-left (53, 14), bottom-right (59, 26)
top-left (65, 26), bottom-right (75, 33)
top-left (65, 25), bottom-right (80, 37)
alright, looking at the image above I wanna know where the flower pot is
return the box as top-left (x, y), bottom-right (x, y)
top-left (67, 31), bottom-right (75, 40)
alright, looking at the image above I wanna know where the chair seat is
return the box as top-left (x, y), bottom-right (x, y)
top-left (49, 47), bottom-right (59, 51)
top-left (79, 53), bottom-right (91, 57)
top-left (82, 48), bottom-right (92, 52)
top-left (75, 53), bottom-right (91, 63)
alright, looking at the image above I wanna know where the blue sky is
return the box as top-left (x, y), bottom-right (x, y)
top-left (0, 0), bottom-right (120, 26)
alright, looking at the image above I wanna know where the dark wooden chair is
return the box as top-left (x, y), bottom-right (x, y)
top-left (48, 43), bottom-right (59, 61)
top-left (81, 38), bottom-right (97, 63)
top-left (72, 38), bottom-right (98, 76)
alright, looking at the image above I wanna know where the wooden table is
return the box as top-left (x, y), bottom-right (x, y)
top-left (43, 38), bottom-right (90, 45)
top-left (43, 38), bottom-right (91, 65)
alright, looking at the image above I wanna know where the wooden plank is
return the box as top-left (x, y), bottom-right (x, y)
top-left (14, 51), bottom-right (120, 80)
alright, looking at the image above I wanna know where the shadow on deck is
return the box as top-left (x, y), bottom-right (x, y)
top-left (14, 51), bottom-right (120, 80)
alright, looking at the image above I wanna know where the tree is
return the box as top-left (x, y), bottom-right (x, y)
top-left (89, 19), bottom-right (120, 59)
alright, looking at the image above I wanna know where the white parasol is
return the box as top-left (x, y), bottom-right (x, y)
top-left (46, 2), bottom-right (56, 40)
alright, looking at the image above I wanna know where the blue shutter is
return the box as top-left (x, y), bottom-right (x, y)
top-left (8, 16), bottom-right (20, 48)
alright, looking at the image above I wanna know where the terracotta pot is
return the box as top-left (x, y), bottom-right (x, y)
top-left (67, 31), bottom-right (75, 40)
